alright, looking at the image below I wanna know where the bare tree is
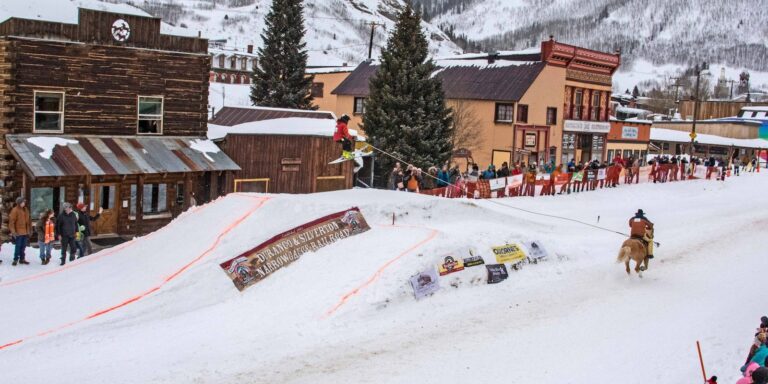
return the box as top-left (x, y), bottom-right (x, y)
top-left (447, 99), bottom-right (484, 154)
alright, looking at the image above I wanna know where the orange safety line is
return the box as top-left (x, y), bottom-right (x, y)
top-left (0, 196), bottom-right (269, 351)
top-left (0, 200), bottom-right (217, 288)
top-left (324, 225), bottom-right (439, 317)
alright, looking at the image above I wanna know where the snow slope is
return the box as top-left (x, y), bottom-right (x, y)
top-left (0, 173), bottom-right (766, 383)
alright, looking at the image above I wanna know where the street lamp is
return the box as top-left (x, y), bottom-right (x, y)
top-left (689, 61), bottom-right (709, 165)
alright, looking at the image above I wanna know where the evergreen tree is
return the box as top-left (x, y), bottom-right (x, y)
top-left (250, 0), bottom-right (315, 110)
top-left (363, 3), bottom-right (453, 187)
top-left (632, 85), bottom-right (640, 99)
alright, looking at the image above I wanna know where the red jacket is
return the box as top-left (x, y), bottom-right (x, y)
top-left (333, 121), bottom-right (352, 141)
top-left (612, 156), bottom-right (625, 166)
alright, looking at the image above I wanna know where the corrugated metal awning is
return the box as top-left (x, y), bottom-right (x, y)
top-left (6, 134), bottom-right (240, 179)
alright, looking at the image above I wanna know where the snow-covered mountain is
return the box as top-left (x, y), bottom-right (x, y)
top-left (419, 0), bottom-right (768, 72)
top-left (115, 0), bottom-right (461, 66)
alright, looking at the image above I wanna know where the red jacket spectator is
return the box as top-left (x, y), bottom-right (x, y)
top-left (612, 155), bottom-right (625, 167)
top-left (333, 120), bottom-right (352, 142)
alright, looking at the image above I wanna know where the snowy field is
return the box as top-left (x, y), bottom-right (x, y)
top-left (0, 172), bottom-right (766, 383)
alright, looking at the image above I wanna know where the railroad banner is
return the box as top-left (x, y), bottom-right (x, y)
top-left (220, 207), bottom-right (371, 291)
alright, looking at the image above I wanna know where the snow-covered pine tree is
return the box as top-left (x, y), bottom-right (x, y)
top-left (250, 0), bottom-right (316, 110)
top-left (363, 3), bottom-right (453, 187)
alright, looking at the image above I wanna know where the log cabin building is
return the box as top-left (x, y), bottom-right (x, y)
top-left (0, 5), bottom-right (240, 239)
top-left (329, 38), bottom-right (621, 169)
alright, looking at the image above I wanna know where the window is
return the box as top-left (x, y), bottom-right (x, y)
top-left (517, 104), bottom-right (528, 123)
top-left (230, 56), bottom-right (237, 69)
top-left (218, 55), bottom-right (225, 68)
top-left (607, 150), bottom-right (614, 160)
top-left (34, 91), bottom-right (64, 132)
top-left (573, 89), bottom-right (583, 120)
top-left (353, 97), bottom-right (366, 114)
top-left (495, 103), bottom-right (514, 122)
top-left (546, 107), bottom-right (557, 125)
top-left (591, 91), bottom-right (601, 120)
top-left (311, 82), bottom-right (324, 98)
top-left (130, 183), bottom-right (168, 217)
top-left (30, 187), bottom-right (66, 219)
top-left (138, 96), bottom-right (163, 134)
top-left (176, 182), bottom-right (185, 205)
top-left (623, 149), bottom-right (632, 159)
top-left (241, 57), bottom-right (248, 70)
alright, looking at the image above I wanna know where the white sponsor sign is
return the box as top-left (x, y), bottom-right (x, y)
top-left (506, 174), bottom-right (523, 188)
top-left (694, 165), bottom-right (707, 179)
top-left (489, 178), bottom-right (506, 190)
top-left (621, 126), bottom-right (639, 139)
top-left (597, 168), bottom-right (607, 180)
top-left (564, 120), bottom-right (610, 133)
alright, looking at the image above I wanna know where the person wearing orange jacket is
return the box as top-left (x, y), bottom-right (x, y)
top-left (35, 209), bottom-right (55, 265)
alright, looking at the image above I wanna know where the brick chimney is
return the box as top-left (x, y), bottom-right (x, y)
top-left (247, 44), bottom-right (253, 54)
top-left (487, 50), bottom-right (499, 65)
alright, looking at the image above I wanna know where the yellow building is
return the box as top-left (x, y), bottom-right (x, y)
top-left (326, 38), bottom-right (621, 169)
top-left (309, 67), bottom-right (355, 114)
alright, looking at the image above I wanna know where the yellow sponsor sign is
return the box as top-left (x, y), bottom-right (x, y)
top-left (437, 255), bottom-right (465, 276)
top-left (491, 243), bottom-right (527, 264)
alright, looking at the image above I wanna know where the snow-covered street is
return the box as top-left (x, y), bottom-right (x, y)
top-left (0, 172), bottom-right (765, 383)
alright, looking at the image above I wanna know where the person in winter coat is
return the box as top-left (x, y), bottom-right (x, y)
top-left (9, 196), bottom-right (31, 266)
top-left (750, 343), bottom-right (768, 367)
top-left (35, 209), bottom-right (55, 265)
top-left (404, 166), bottom-right (422, 193)
top-left (481, 165), bottom-right (496, 180)
top-left (333, 114), bottom-right (354, 159)
top-left (629, 209), bottom-right (654, 259)
top-left (496, 162), bottom-right (510, 178)
top-left (76, 203), bottom-right (102, 258)
top-left (437, 165), bottom-right (450, 187)
top-left (738, 362), bottom-right (761, 384)
top-left (55, 203), bottom-right (80, 266)
top-left (388, 162), bottom-right (403, 190)
top-left (422, 167), bottom-right (437, 190)
top-left (752, 367), bottom-right (768, 384)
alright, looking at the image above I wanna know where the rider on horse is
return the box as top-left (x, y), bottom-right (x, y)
top-left (629, 209), bottom-right (654, 259)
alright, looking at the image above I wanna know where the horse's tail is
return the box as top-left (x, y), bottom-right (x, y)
top-left (616, 246), bottom-right (631, 264)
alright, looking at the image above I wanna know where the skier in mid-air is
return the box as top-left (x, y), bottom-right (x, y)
top-left (333, 114), bottom-right (354, 160)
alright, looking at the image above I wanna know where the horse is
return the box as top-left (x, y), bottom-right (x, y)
top-left (616, 229), bottom-right (653, 277)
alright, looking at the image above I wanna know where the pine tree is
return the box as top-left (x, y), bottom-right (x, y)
top-left (250, 0), bottom-right (316, 110)
top-left (363, 3), bottom-right (453, 187)
top-left (632, 85), bottom-right (640, 99)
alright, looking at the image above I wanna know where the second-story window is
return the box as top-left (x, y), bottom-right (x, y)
top-left (517, 104), bottom-right (528, 123)
top-left (591, 91), bottom-right (601, 120)
top-left (241, 57), bottom-right (248, 70)
top-left (230, 56), bottom-right (237, 69)
top-left (311, 83), bottom-right (324, 98)
top-left (494, 103), bottom-right (513, 123)
top-left (546, 107), bottom-right (557, 125)
top-left (354, 97), bottom-right (366, 114)
top-left (218, 55), bottom-right (225, 68)
top-left (34, 91), bottom-right (64, 132)
top-left (573, 89), bottom-right (583, 120)
top-left (138, 96), bottom-right (163, 134)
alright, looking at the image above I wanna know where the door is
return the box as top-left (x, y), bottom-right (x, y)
top-left (90, 183), bottom-right (118, 236)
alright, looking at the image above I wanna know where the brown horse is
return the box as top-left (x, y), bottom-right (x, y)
top-left (616, 232), bottom-right (652, 277)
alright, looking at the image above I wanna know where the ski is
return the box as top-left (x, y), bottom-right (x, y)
top-left (328, 146), bottom-right (371, 164)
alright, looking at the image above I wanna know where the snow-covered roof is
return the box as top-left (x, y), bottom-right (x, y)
top-left (743, 106), bottom-right (768, 112)
top-left (436, 47), bottom-right (541, 61)
top-left (306, 66), bottom-right (355, 74)
top-left (434, 59), bottom-right (539, 69)
top-left (208, 118), bottom-right (360, 140)
top-left (209, 48), bottom-right (259, 59)
top-left (0, 0), bottom-right (153, 24)
top-left (616, 106), bottom-right (651, 114)
top-left (651, 128), bottom-right (768, 149)
top-left (611, 117), bottom-right (653, 124)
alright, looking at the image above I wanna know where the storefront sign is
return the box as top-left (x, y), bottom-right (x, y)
top-left (463, 256), bottom-right (485, 267)
top-left (621, 126), bottom-right (639, 139)
top-left (219, 208), bottom-right (371, 291)
top-left (486, 264), bottom-right (509, 284)
top-left (438, 255), bottom-right (465, 276)
top-left (410, 268), bottom-right (440, 300)
top-left (525, 132), bottom-right (537, 147)
top-left (491, 243), bottom-right (527, 264)
top-left (564, 120), bottom-right (610, 133)
top-left (523, 241), bottom-right (549, 260)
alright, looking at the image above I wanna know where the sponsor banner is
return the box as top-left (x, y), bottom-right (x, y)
top-left (486, 264), bottom-right (509, 284)
top-left (463, 256), bottom-right (485, 267)
top-left (523, 240), bottom-right (549, 260)
top-left (693, 165), bottom-right (707, 179)
top-left (410, 268), bottom-right (440, 300)
top-left (220, 208), bottom-right (371, 291)
top-left (506, 174), bottom-right (523, 189)
top-left (572, 171), bottom-right (584, 182)
top-left (621, 126), bottom-right (639, 139)
top-left (564, 120), bottom-right (611, 133)
top-left (538, 173), bottom-right (551, 181)
top-left (491, 243), bottom-right (527, 264)
top-left (586, 169), bottom-right (598, 180)
top-left (554, 173), bottom-right (570, 185)
top-left (438, 255), bottom-right (465, 276)
top-left (489, 177), bottom-right (506, 190)
top-left (597, 169), bottom-right (607, 180)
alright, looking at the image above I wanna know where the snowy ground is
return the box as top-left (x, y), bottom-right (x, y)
top-left (0, 172), bottom-right (766, 383)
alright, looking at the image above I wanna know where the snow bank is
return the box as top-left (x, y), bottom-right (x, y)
top-left (26, 137), bottom-right (78, 159)
top-left (651, 127), bottom-right (768, 148)
top-left (188, 138), bottom-right (221, 162)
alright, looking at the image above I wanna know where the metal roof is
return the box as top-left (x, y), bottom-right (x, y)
top-left (6, 134), bottom-right (240, 179)
top-left (209, 106), bottom-right (335, 127)
top-left (331, 60), bottom-right (546, 101)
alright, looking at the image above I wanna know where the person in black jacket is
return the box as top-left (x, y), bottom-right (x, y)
top-left (76, 203), bottom-right (102, 258)
top-left (56, 203), bottom-right (79, 266)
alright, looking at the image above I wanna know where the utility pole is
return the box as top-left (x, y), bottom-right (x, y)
top-left (689, 62), bottom-right (709, 162)
top-left (669, 76), bottom-right (683, 115)
top-left (367, 22), bottom-right (385, 60)
top-left (728, 79), bottom-right (736, 100)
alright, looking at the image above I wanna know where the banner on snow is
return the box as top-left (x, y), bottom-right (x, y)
top-left (486, 264), bottom-right (509, 284)
top-left (219, 208), bottom-right (371, 291)
top-left (506, 174), bottom-right (523, 189)
top-left (491, 243), bottom-right (527, 264)
top-left (523, 240), bottom-right (548, 260)
top-left (438, 255), bottom-right (465, 276)
top-left (463, 255), bottom-right (485, 267)
top-left (410, 268), bottom-right (440, 300)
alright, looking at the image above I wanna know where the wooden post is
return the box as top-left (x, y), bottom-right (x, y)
top-left (696, 341), bottom-right (707, 383)
top-left (209, 171), bottom-right (219, 201)
top-left (136, 175), bottom-right (144, 235)
top-left (85, 174), bottom-right (92, 209)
